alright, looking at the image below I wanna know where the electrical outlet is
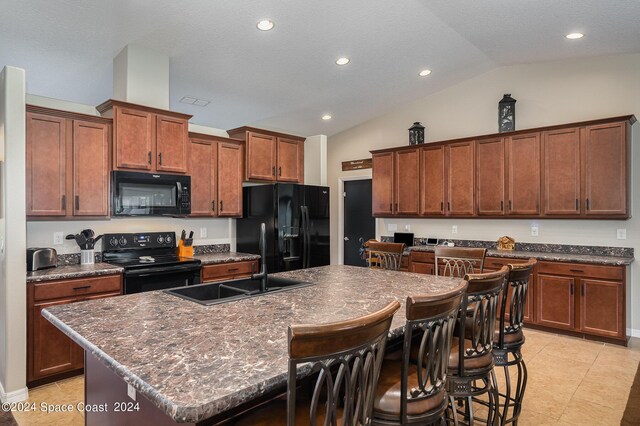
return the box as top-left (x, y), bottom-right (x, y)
top-left (405, 224), bottom-right (411, 231)
top-left (531, 224), bottom-right (539, 237)
top-left (199, 227), bottom-right (207, 238)
top-left (53, 232), bottom-right (64, 245)
top-left (388, 223), bottom-right (397, 232)
top-left (617, 229), bottom-right (627, 240)
top-left (451, 225), bottom-right (458, 234)
top-left (127, 384), bottom-right (136, 401)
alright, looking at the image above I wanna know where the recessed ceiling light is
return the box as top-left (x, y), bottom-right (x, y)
top-left (322, 114), bottom-right (332, 121)
top-left (335, 57), bottom-right (350, 66)
top-left (419, 69), bottom-right (432, 77)
top-left (257, 19), bottom-right (274, 31)
top-left (565, 32), bottom-right (584, 39)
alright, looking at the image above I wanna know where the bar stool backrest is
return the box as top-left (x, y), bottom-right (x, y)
top-left (497, 258), bottom-right (536, 349)
top-left (435, 246), bottom-right (487, 278)
top-left (367, 242), bottom-right (406, 271)
top-left (287, 300), bottom-right (401, 426)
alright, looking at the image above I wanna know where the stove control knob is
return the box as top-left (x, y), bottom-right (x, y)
top-left (109, 237), bottom-right (118, 247)
top-left (119, 237), bottom-right (127, 246)
top-left (165, 235), bottom-right (173, 244)
top-left (157, 236), bottom-right (164, 244)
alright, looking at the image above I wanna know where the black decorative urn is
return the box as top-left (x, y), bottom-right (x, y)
top-left (409, 122), bottom-right (425, 145)
top-left (498, 94), bottom-right (516, 133)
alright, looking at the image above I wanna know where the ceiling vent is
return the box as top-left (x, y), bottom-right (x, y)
top-left (180, 96), bottom-right (210, 107)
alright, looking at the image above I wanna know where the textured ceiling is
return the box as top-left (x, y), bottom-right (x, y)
top-left (1, 0), bottom-right (639, 136)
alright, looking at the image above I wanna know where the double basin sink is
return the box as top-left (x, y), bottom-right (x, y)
top-left (166, 276), bottom-right (312, 306)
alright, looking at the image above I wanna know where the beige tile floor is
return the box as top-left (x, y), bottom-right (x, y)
top-left (12, 328), bottom-right (640, 425)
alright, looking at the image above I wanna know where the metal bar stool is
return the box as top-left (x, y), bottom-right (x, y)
top-left (234, 300), bottom-right (401, 426)
top-left (435, 247), bottom-right (487, 278)
top-left (446, 267), bottom-right (508, 426)
top-left (372, 283), bottom-right (468, 425)
top-left (493, 259), bottom-right (536, 426)
top-left (368, 242), bottom-right (406, 271)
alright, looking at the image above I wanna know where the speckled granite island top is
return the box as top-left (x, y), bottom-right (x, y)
top-left (42, 265), bottom-right (465, 423)
top-left (192, 251), bottom-right (260, 265)
top-left (26, 263), bottom-right (124, 283)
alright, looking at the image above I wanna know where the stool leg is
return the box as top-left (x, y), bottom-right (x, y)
top-left (489, 369), bottom-right (500, 426)
top-left (501, 364), bottom-right (511, 426)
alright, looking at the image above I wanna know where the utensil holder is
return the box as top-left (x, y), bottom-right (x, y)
top-left (81, 249), bottom-right (95, 265)
top-left (177, 241), bottom-right (194, 258)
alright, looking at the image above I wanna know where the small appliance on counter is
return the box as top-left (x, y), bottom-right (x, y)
top-left (66, 229), bottom-right (103, 265)
top-left (27, 248), bottom-right (57, 272)
top-left (393, 232), bottom-right (414, 247)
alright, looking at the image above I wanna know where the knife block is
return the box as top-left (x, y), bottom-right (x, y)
top-left (177, 241), bottom-right (194, 258)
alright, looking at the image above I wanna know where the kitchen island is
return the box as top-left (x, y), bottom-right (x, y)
top-left (42, 265), bottom-right (466, 424)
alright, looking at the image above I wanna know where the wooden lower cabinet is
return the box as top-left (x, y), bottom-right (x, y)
top-left (201, 260), bottom-right (259, 283)
top-left (536, 274), bottom-right (575, 330)
top-left (579, 278), bottom-right (624, 338)
top-left (28, 274), bottom-right (122, 386)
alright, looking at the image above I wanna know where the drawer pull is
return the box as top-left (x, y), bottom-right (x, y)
top-left (73, 285), bottom-right (91, 291)
top-left (492, 262), bottom-right (503, 266)
top-left (569, 269), bottom-right (584, 273)
top-left (227, 268), bottom-right (240, 272)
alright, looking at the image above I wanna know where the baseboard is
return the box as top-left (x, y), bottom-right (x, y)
top-left (626, 328), bottom-right (640, 338)
top-left (0, 381), bottom-right (28, 403)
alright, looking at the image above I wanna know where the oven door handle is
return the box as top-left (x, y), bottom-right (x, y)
top-left (124, 264), bottom-right (201, 277)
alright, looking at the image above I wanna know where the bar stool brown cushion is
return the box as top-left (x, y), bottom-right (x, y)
top-left (374, 360), bottom-right (446, 417)
top-left (494, 328), bottom-right (524, 345)
top-left (448, 337), bottom-right (493, 371)
top-left (235, 397), bottom-right (337, 425)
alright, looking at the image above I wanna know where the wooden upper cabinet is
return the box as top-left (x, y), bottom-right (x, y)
top-left (188, 138), bottom-right (217, 217)
top-left (542, 128), bottom-right (581, 215)
top-left (372, 152), bottom-right (394, 216)
top-left (72, 120), bottom-right (110, 216)
top-left (26, 112), bottom-right (67, 216)
top-left (476, 138), bottom-right (505, 216)
top-left (507, 133), bottom-right (540, 215)
top-left (156, 114), bottom-right (188, 173)
top-left (583, 122), bottom-right (628, 216)
top-left (114, 106), bottom-right (153, 171)
top-left (420, 145), bottom-right (446, 216)
top-left (277, 137), bottom-right (304, 182)
top-left (394, 148), bottom-right (420, 215)
top-left (446, 141), bottom-right (475, 216)
top-left (245, 132), bottom-right (277, 181)
top-left (217, 142), bottom-right (243, 217)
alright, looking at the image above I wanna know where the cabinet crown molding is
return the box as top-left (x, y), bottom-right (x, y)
top-left (227, 126), bottom-right (306, 142)
top-left (96, 99), bottom-right (193, 120)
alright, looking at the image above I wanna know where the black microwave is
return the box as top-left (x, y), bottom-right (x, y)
top-left (111, 171), bottom-right (191, 217)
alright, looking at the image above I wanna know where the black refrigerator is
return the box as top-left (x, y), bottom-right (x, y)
top-left (236, 184), bottom-right (330, 273)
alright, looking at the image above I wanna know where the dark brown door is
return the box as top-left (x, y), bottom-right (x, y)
top-left (579, 278), bottom-right (623, 338)
top-left (420, 145), bottom-right (446, 216)
top-left (31, 298), bottom-right (81, 380)
top-left (26, 112), bottom-right (67, 216)
top-left (476, 137), bottom-right (505, 216)
top-left (372, 152), bottom-right (394, 216)
top-left (114, 106), bottom-right (153, 171)
top-left (246, 132), bottom-right (277, 181)
top-left (542, 128), bottom-right (581, 216)
top-left (446, 141), bottom-right (475, 216)
top-left (277, 137), bottom-right (303, 183)
top-left (156, 114), bottom-right (188, 174)
top-left (507, 133), bottom-right (540, 215)
top-left (394, 148), bottom-right (420, 215)
top-left (583, 123), bottom-right (627, 216)
top-left (536, 274), bottom-right (575, 330)
top-left (218, 142), bottom-right (243, 217)
top-left (188, 139), bottom-right (217, 217)
top-left (72, 120), bottom-right (110, 216)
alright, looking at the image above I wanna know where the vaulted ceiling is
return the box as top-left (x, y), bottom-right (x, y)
top-left (2, 0), bottom-right (639, 136)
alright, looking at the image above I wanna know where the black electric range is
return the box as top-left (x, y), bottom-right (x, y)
top-left (103, 232), bottom-right (201, 294)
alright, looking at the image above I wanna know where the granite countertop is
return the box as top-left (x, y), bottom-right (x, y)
top-left (42, 265), bottom-right (465, 423)
top-left (408, 246), bottom-right (634, 266)
top-left (192, 251), bottom-right (260, 265)
top-left (27, 263), bottom-right (124, 283)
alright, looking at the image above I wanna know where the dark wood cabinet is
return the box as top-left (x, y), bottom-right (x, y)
top-left (28, 274), bottom-right (122, 386)
top-left (420, 146), bottom-right (446, 216)
top-left (97, 100), bottom-right (192, 174)
top-left (476, 138), bottom-right (505, 216)
top-left (227, 127), bottom-right (305, 183)
top-left (542, 128), bottom-right (581, 215)
top-left (446, 141), bottom-right (475, 216)
top-left (202, 260), bottom-right (260, 283)
top-left (72, 120), bottom-right (110, 216)
top-left (583, 122), bottom-right (628, 217)
top-left (27, 106), bottom-right (112, 219)
top-left (26, 112), bottom-right (67, 216)
top-left (394, 148), bottom-right (420, 215)
top-left (579, 278), bottom-right (624, 338)
top-left (188, 134), bottom-right (243, 218)
top-left (534, 273), bottom-right (575, 330)
top-left (372, 152), bottom-right (394, 216)
top-left (507, 133), bottom-right (540, 215)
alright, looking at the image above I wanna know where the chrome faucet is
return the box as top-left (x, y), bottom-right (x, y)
top-left (251, 223), bottom-right (268, 292)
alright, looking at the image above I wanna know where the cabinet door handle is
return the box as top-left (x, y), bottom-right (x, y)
top-left (212, 200), bottom-right (215, 211)
top-left (389, 203), bottom-right (392, 212)
top-left (581, 283), bottom-right (585, 296)
top-left (395, 203), bottom-right (398, 211)
top-left (75, 195), bottom-right (80, 210)
top-left (272, 166), bottom-right (276, 176)
top-left (440, 202), bottom-right (444, 212)
top-left (586, 198), bottom-right (590, 210)
top-left (569, 269), bottom-right (584, 273)
top-left (227, 268), bottom-right (239, 273)
top-left (570, 282), bottom-right (574, 295)
top-left (279, 166), bottom-right (282, 176)
top-left (159, 152), bottom-right (163, 165)
top-left (220, 200), bottom-right (223, 211)
top-left (447, 202), bottom-right (451, 212)
top-left (73, 285), bottom-right (91, 291)
top-left (575, 198), bottom-right (579, 211)
top-left (501, 200), bottom-right (504, 211)
top-left (61, 195), bottom-right (66, 210)
top-left (148, 151), bottom-right (152, 165)
top-left (508, 200), bottom-right (512, 210)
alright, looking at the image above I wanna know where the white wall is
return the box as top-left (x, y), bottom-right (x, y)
top-left (0, 66), bottom-right (28, 402)
top-left (328, 53), bottom-right (640, 330)
top-left (304, 135), bottom-right (328, 186)
top-left (113, 44), bottom-right (170, 110)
